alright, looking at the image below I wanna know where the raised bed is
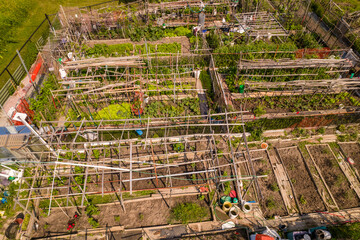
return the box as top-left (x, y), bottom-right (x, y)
top-left (33, 195), bottom-right (212, 237)
top-left (236, 93), bottom-right (360, 114)
top-left (250, 149), bottom-right (287, 218)
top-left (277, 147), bottom-right (326, 213)
top-left (307, 144), bottom-right (360, 209)
top-left (339, 143), bottom-right (360, 175)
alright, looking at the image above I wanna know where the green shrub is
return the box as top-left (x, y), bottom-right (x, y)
top-left (171, 203), bottom-right (208, 224)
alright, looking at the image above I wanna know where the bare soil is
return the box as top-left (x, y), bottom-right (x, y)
top-left (339, 143), bottom-right (360, 174)
top-left (239, 162), bottom-right (257, 202)
top-left (33, 195), bottom-right (211, 238)
top-left (277, 147), bottom-right (326, 213)
top-left (250, 150), bottom-right (288, 218)
top-left (307, 145), bottom-right (360, 209)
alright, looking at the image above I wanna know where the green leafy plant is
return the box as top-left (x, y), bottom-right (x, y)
top-left (170, 203), bottom-right (208, 224)
top-left (88, 217), bottom-right (99, 228)
top-left (172, 143), bottom-right (185, 152)
top-left (95, 103), bottom-right (132, 120)
top-left (254, 105), bottom-right (266, 117)
top-left (317, 127), bottom-right (325, 134)
top-left (270, 183), bottom-right (279, 192)
top-left (223, 171), bottom-right (231, 195)
top-left (299, 195), bottom-right (307, 205)
top-left (266, 198), bottom-right (276, 210)
top-left (85, 203), bottom-right (100, 216)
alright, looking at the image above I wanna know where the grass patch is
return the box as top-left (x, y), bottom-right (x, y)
top-left (270, 183), bottom-right (279, 192)
top-left (170, 202), bottom-right (208, 224)
top-left (328, 222), bottom-right (360, 239)
top-left (0, 0), bottom-right (108, 86)
top-left (266, 198), bottom-right (276, 210)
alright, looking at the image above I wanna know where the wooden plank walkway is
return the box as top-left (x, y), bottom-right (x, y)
top-left (268, 154), bottom-right (298, 214)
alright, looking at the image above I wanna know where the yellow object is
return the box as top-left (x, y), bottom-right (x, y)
top-left (222, 201), bottom-right (232, 213)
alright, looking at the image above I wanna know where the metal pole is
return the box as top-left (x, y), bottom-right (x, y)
top-left (0, 103), bottom-right (14, 126)
top-left (45, 14), bottom-right (53, 29)
top-left (130, 142), bottom-right (133, 194)
top-left (302, 0), bottom-right (311, 25)
top-left (14, 114), bottom-right (57, 157)
top-left (16, 50), bottom-right (39, 94)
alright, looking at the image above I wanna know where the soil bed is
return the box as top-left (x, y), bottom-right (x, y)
top-left (277, 147), bottom-right (325, 213)
top-left (250, 150), bottom-right (287, 218)
top-left (33, 195), bottom-right (211, 237)
top-left (339, 143), bottom-right (360, 174)
top-left (307, 145), bottom-right (360, 209)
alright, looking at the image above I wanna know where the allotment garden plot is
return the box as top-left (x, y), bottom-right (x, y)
top-left (276, 146), bottom-right (326, 213)
top-left (307, 144), bottom-right (360, 209)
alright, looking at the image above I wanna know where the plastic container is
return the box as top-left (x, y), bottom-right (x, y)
top-left (222, 202), bottom-right (232, 212)
top-left (261, 143), bottom-right (268, 149)
top-left (220, 196), bottom-right (227, 204)
top-left (242, 202), bottom-right (252, 213)
top-left (229, 206), bottom-right (239, 219)
top-left (229, 190), bottom-right (236, 198)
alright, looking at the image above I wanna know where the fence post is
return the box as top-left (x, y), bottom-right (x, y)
top-left (16, 50), bottom-right (39, 95)
top-left (45, 14), bottom-right (56, 37)
top-left (45, 14), bottom-right (53, 29)
top-left (5, 68), bottom-right (17, 91)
